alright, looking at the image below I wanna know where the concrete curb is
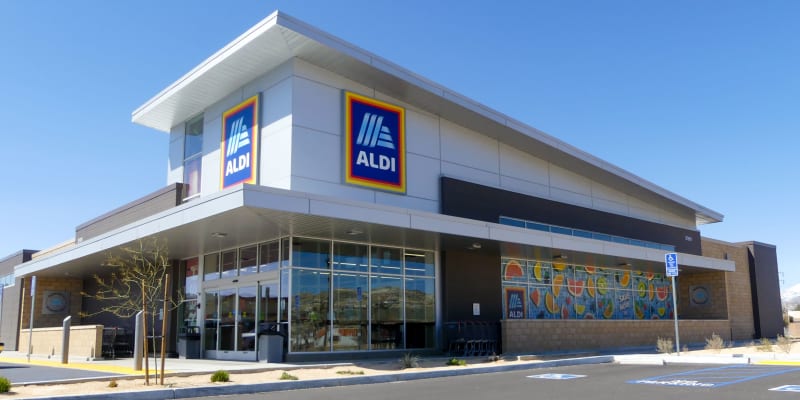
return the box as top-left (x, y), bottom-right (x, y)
top-left (40, 356), bottom-right (614, 400)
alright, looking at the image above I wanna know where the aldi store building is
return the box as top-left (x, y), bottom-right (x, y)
top-left (1, 11), bottom-right (783, 361)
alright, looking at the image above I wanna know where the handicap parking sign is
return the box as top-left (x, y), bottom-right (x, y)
top-left (665, 253), bottom-right (678, 277)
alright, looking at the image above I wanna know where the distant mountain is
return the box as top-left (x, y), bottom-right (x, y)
top-left (782, 283), bottom-right (800, 309)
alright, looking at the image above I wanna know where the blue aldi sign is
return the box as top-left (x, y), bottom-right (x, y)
top-left (344, 91), bottom-right (406, 193)
top-left (221, 95), bottom-right (259, 189)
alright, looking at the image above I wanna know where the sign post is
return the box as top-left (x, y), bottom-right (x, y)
top-left (27, 276), bottom-right (36, 362)
top-left (665, 253), bottom-right (680, 355)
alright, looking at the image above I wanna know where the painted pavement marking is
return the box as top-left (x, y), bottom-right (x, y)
top-left (770, 385), bottom-right (800, 392)
top-left (629, 365), bottom-right (799, 388)
top-left (527, 373), bottom-right (586, 380)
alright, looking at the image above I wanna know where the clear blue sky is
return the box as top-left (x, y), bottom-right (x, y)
top-left (1, 1), bottom-right (797, 288)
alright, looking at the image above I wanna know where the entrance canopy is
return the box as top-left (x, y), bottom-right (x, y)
top-left (15, 185), bottom-right (734, 280)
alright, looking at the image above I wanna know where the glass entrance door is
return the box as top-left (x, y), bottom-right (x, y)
top-left (202, 281), bottom-right (278, 360)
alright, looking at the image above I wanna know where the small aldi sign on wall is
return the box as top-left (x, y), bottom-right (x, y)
top-left (220, 95), bottom-right (259, 189)
top-left (343, 91), bottom-right (406, 193)
top-left (505, 287), bottom-right (526, 319)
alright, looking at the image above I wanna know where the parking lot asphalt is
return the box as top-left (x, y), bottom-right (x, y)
top-left (191, 363), bottom-right (800, 400)
top-left (0, 347), bottom-right (799, 399)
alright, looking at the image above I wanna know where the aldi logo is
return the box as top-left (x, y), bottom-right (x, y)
top-left (344, 91), bottom-right (405, 193)
top-left (220, 95), bottom-right (259, 189)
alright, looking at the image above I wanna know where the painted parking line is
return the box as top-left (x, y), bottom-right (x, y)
top-left (629, 365), bottom-right (799, 388)
top-left (770, 385), bottom-right (800, 392)
top-left (527, 373), bottom-right (586, 380)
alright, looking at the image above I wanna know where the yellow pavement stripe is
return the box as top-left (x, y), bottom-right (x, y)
top-left (0, 357), bottom-right (164, 375)
top-left (754, 360), bottom-right (800, 366)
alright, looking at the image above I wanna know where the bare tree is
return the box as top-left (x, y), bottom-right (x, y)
top-left (81, 237), bottom-right (182, 384)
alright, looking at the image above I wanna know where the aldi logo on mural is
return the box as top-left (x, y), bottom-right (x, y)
top-left (221, 95), bottom-right (259, 189)
top-left (344, 91), bottom-right (405, 193)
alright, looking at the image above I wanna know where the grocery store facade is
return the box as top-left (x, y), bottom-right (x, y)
top-left (2, 11), bottom-right (782, 361)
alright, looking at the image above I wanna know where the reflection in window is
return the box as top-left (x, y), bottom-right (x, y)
top-left (333, 242), bottom-right (368, 273)
top-left (221, 250), bottom-right (237, 279)
top-left (405, 277), bottom-right (435, 348)
top-left (204, 291), bottom-right (218, 351)
top-left (404, 251), bottom-right (434, 277)
top-left (371, 247), bottom-right (402, 275)
top-left (182, 258), bottom-right (200, 330)
top-left (239, 246), bottom-right (258, 276)
top-left (290, 269), bottom-right (330, 352)
top-left (238, 286), bottom-right (257, 351)
top-left (218, 288), bottom-right (236, 351)
top-left (370, 275), bottom-right (403, 349)
top-left (293, 238), bottom-right (330, 269)
top-left (332, 272), bottom-right (368, 351)
top-left (183, 116), bottom-right (203, 199)
top-left (259, 240), bottom-right (280, 273)
top-left (203, 253), bottom-right (219, 281)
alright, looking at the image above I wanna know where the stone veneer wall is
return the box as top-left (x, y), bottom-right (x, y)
top-left (701, 238), bottom-right (755, 340)
top-left (679, 271), bottom-right (728, 320)
top-left (17, 325), bottom-right (103, 359)
top-left (501, 319), bottom-right (732, 354)
top-left (19, 277), bottom-right (83, 329)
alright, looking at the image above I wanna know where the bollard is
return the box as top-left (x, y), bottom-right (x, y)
top-left (133, 311), bottom-right (143, 371)
top-left (61, 316), bottom-right (71, 364)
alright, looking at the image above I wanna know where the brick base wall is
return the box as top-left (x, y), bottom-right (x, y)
top-left (501, 319), bottom-right (732, 354)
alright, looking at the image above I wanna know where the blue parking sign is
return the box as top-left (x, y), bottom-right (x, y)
top-left (665, 253), bottom-right (679, 277)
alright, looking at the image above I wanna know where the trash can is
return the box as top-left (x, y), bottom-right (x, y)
top-left (257, 323), bottom-right (285, 363)
top-left (177, 326), bottom-right (201, 359)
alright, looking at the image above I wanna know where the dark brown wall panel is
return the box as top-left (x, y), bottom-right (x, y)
top-left (442, 247), bottom-right (501, 322)
top-left (440, 177), bottom-right (702, 255)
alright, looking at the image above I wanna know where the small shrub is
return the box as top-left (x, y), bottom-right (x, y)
top-left (656, 337), bottom-right (673, 354)
top-left (279, 371), bottom-right (298, 380)
top-left (336, 370), bottom-right (364, 375)
top-left (446, 358), bottom-right (467, 366)
top-left (107, 378), bottom-right (118, 388)
top-left (210, 370), bottom-right (230, 383)
top-left (704, 333), bottom-right (725, 353)
top-left (0, 377), bottom-right (11, 393)
top-left (756, 337), bottom-right (774, 352)
top-left (400, 353), bottom-right (420, 369)
top-left (776, 335), bottom-right (793, 354)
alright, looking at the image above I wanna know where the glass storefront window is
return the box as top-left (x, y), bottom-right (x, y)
top-left (370, 275), bottom-right (403, 349)
top-left (333, 242), bottom-right (368, 273)
top-left (204, 291), bottom-right (218, 351)
top-left (370, 247), bottom-right (402, 275)
top-left (259, 240), bottom-right (280, 273)
top-left (238, 286), bottom-right (257, 351)
top-left (221, 250), bottom-right (237, 279)
top-left (239, 246), bottom-right (258, 276)
top-left (332, 272), bottom-right (368, 351)
top-left (404, 251), bottom-right (434, 277)
top-left (183, 116), bottom-right (203, 199)
top-left (204, 253), bottom-right (219, 281)
top-left (183, 258), bottom-right (200, 329)
top-left (260, 283), bottom-right (279, 325)
top-left (405, 277), bottom-right (435, 348)
top-left (218, 288), bottom-right (236, 351)
top-left (290, 269), bottom-right (330, 352)
top-left (292, 238), bottom-right (330, 269)
top-left (280, 269), bottom-right (289, 323)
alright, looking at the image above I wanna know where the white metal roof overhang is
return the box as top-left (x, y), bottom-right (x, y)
top-left (131, 11), bottom-right (722, 226)
top-left (15, 185), bottom-right (733, 280)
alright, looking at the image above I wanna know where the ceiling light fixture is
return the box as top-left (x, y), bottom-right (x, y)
top-left (211, 232), bottom-right (228, 238)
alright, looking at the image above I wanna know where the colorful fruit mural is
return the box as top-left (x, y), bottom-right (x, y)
top-left (502, 259), bottom-right (673, 321)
